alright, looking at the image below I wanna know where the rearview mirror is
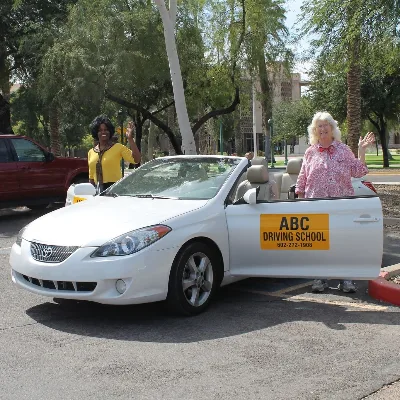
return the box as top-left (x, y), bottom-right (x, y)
top-left (74, 183), bottom-right (96, 196)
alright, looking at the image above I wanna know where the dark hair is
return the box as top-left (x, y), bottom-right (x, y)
top-left (90, 115), bottom-right (115, 139)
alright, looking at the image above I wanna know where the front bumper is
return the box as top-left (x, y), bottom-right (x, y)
top-left (10, 240), bottom-right (178, 305)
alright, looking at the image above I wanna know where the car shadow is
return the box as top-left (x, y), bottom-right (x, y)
top-left (25, 285), bottom-right (400, 344)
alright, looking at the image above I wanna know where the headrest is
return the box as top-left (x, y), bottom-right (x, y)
top-left (247, 165), bottom-right (269, 184)
top-left (251, 157), bottom-right (268, 169)
top-left (286, 158), bottom-right (303, 174)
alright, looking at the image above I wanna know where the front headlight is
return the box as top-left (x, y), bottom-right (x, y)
top-left (16, 225), bottom-right (28, 247)
top-left (91, 225), bottom-right (171, 257)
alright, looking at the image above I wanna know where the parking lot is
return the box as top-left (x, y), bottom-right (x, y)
top-left (1, 206), bottom-right (400, 400)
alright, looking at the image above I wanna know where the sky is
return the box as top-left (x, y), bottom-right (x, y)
top-left (284, 0), bottom-right (312, 79)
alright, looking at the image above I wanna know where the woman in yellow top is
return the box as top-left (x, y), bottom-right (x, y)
top-left (88, 115), bottom-right (141, 192)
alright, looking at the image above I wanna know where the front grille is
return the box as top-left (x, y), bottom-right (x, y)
top-left (30, 242), bottom-right (78, 263)
top-left (22, 274), bottom-right (97, 292)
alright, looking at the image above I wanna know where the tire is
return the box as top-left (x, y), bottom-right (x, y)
top-left (72, 176), bottom-right (88, 185)
top-left (167, 242), bottom-right (222, 316)
top-left (26, 204), bottom-right (49, 211)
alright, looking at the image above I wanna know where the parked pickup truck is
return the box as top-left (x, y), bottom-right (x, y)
top-left (0, 134), bottom-right (88, 210)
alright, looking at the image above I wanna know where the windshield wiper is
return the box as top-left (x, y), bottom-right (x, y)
top-left (102, 192), bottom-right (119, 197)
top-left (133, 194), bottom-right (178, 199)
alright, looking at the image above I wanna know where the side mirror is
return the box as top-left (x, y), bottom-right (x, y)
top-left (243, 188), bottom-right (258, 205)
top-left (74, 183), bottom-right (96, 196)
top-left (45, 152), bottom-right (55, 162)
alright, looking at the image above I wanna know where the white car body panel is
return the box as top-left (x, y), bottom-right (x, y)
top-left (226, 196), bottom-right (383, 279)
top-left (9, 155), bottom-right (383, 306)
top-left (23, 196), bottom-right (208, 246)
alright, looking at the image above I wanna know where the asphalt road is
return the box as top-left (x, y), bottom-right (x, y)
top-left (1, 207), bottom-right (400, 400)
top-left (367, 174), bottom-right (400, 183)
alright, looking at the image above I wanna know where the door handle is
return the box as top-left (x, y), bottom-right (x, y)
top-left (21, 166), bottom-right (31, 170)
top-left (353, 217), bottom-right (379, 223)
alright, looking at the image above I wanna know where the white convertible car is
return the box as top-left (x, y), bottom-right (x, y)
top-left (10, 156), bottom-right (383, 315)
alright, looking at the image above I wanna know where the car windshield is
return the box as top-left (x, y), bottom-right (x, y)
top-left (109, 157), bottom-right (242, 200)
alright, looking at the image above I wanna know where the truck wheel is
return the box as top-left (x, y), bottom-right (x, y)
top-left (72, 176), bottom-right (88, 185)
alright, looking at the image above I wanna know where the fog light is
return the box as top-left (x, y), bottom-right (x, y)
top-left (115, 279), bottom-right (127, 294)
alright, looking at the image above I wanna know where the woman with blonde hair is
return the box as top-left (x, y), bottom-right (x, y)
top-left (295, 111), bottom-right (375, 293)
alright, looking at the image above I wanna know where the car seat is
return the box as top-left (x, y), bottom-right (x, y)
top-left (234, 165), bottom-right (277, 202)
top-left (252, 157), bottom-right (282, 198)
top-left (280, 158), bottom-right (303, 199)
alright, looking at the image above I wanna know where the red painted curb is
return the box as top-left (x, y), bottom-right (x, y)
top-left (369, 277), bottom-right (400, 307)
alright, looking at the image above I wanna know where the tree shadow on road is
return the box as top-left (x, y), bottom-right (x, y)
top-left (25, 286), bottom-right (400, 344)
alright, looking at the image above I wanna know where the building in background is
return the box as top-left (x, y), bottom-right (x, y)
top-left (238, 66), bottom-right (309, 157)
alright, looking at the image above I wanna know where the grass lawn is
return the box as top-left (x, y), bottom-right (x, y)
top-left (268, 154), bottom-right (400, 169)
top-left (365, 154), bottom-right (400, 168)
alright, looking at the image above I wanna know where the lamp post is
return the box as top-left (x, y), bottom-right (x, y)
top-left (284, 137), bottom-right (288, 165)
top-left (118, 108), bottom-right (125, 177)
top-left (219, 119), bottom-right (223, 155)
top-left (268, 118), bottom-right (274, 168)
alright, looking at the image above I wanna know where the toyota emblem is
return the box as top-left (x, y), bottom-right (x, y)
top-left (41, 246), bottom-right (53, 259)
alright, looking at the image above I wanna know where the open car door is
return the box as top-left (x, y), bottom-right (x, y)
top-left (225, 196), bottom-right (383, 279)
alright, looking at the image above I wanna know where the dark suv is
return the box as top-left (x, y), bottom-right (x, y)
top-left (0, 135), bottom-right (88, 210)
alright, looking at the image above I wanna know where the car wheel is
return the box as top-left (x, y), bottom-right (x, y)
top-left (167, 242), bottom-right (222, 316)
top-left (26, 204), bottom-right (49, 211)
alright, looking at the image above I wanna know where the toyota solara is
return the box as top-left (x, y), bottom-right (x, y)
top-left (10, 155), bottom-right (383, 315)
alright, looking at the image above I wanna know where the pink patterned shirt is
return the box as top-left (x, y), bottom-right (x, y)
top-left (295, 141), bottom-right (368, 198)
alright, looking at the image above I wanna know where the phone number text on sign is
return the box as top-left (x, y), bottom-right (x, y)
top-left (260, 214), bottom-right (330, 250)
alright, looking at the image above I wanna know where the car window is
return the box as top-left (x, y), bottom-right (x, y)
top-left (111, 157), bottom-right (241, 200)
top-left (0, 140), bottom-right (11, 162)
top-left (11, 139), bottom-right (45, 162)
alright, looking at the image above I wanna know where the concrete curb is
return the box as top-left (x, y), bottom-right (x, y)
top-left (372, 182), bottom-right (400, 185)
top-left (369, 264), bottom-right (400, 307)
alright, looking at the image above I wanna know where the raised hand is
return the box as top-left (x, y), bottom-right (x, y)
top-left (126, 121), bottom-right (135, 140)
top-left (359, 132), bottom-right (375, 150)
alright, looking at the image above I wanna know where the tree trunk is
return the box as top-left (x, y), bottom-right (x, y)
top-left (154, 0), bottom-right (197, 154)
top-left (347, 43), bottom-right (361, 157)
top-left (0, 93), bottom-right (13, 135)
top-left (0, 40), bottom-right (10, 97)
top-left (379, 116), bottom-right (389, 168)
top-left (167, 105), bottom-right (176, 155)
top-left (49, 106), bottom-right (61, 156)
top-left (258, 56), bottom-right (272, 160)
top-left (135, 114), bottom-right (143, 152)
top-left (347, 40), bottom-right (361, 157)
top-left (368, 114), bottom-right (390, 168)
top-left (148, 121), bottom-right (156, 160)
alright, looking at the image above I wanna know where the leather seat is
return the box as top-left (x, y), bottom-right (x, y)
top-left (252, 157), bottom-right (282, 199)
top-left (234, 165), bottom-right (277, 202)
top-left (280, 158), bottom-right (303, 199)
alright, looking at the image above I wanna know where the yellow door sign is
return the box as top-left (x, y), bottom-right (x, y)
top-left (260, 214), bottom-right (329, 250)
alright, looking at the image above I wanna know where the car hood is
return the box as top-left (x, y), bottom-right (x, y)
top-left (23, 197), bottom-right (207, 247)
